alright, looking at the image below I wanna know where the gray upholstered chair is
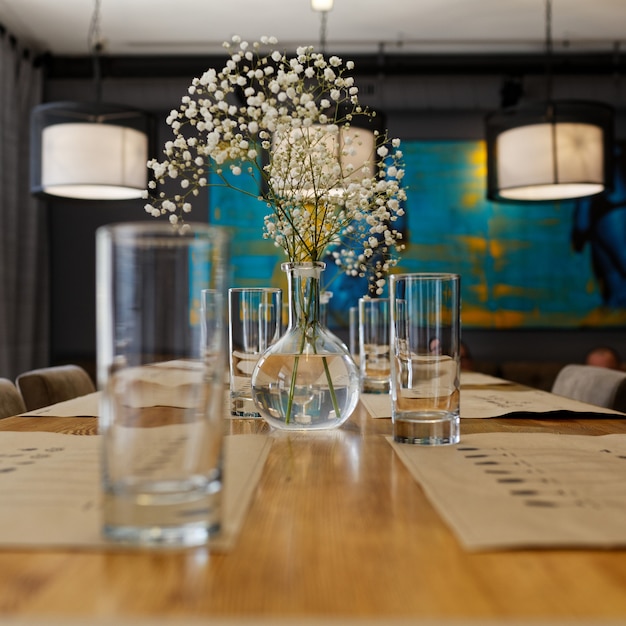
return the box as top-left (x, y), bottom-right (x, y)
top-left (16, 364), bottom-right (96, 412)
top-left (0, 377), bottom-right (26, 418)
top-left (501, 360), bottom-right (567, 391)
top-left (551, 364), bottom-right (626, 413)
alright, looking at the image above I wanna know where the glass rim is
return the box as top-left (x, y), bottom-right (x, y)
top-left (390, 272), bottom-right (460, 282)
top-left (358, 296), bottom-right (390, 303)
top-left (228, 287), bottom-right (282, 294)
top-left (97, 220), bottom-right (229, 242)
top-left (280, 261), bottom-right (326, 270)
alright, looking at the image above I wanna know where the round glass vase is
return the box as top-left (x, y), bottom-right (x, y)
top-left (251, 261), bottom-right (360, 431)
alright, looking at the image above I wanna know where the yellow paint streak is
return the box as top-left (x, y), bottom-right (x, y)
top-left (458, 236), bottom-right (488, 255)
top-left (488, 240), bottom-right (508, 260)
top-left (461, 307), bottom-right (494, 327)
top-left (492, 283), bottom-right (543, 299)
top-left (460, 192), bottom-right (481, 209)
top-left (471, 142), bottom-right (487, 169)
top-left (493, 310), bottom-right (528, 328)
top-left (580, 307), bottom-right (626, 326)
top-left (468, 283), bottom-right (489, 304)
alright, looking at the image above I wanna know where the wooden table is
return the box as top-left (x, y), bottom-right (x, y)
top-left (1, 397), bottom-right (626, 623)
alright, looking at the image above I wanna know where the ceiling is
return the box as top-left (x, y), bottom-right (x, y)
top-left (0, 0), bottom-right (625, 58)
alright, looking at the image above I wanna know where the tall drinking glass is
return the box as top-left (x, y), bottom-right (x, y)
top-left (359, 297), bottom-right (391, 393)
top-left (390, 273), bottom-right (461, 445)
top-left (228, 288), bottom-right (282, 417)
top-left (96, 221), bottom-right (229, 547)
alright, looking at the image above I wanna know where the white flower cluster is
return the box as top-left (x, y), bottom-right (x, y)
top-left (144, 36), bottom-right (406, 295)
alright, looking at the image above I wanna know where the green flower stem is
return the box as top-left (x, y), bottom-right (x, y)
top-left (284, 268), bottom-right (310, 424)
top-left (284, 263), bottom-right (341, 425)
top-left (284, 353), bottom-right (299, 425)
top-left (321, 353), bottom-right (341, 420)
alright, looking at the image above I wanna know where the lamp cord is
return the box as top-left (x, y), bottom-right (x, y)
top-left (613, 41), bottom-right (622, 108)
top-left (544, 0), bottom-right (558, 182)
top-left (88, 0), bottom-right (103, 105)
top-left (319, 10), bottom-right (328, 54)
top-left (545, 0), bottom-right (553, 103)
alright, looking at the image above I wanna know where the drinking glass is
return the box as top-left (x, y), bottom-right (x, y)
top-left (228, 288), bottom-right (282, 417)
top-left (349, 305), bottom-right (359, 358)
top-left (390, 273), bottom-right (461, 445)
top-left (358, 297), bottom-right (391, 393)
top-left (96, 221), bottom-right (229, 547)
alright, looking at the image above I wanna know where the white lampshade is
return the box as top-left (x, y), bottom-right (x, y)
top-left (41, 122), bottom-right (148, 200)
top-left (270, 123), bottom-right (377, 199)
top-left (268, 103), bottom-right (385, 200)
top-left (340, 124), bottom-right (377, 182)
top-left (486, 101), bottom-right (614, 203)
top-left (31, 102), bottom-right (153, 201)
top-left (496, 122), bottom-right (604, 201)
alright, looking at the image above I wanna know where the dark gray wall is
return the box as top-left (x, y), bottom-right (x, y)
top-left (44, 76), bottom-right (210, 377)
top-left (42, 62), bottom-right (626, 374)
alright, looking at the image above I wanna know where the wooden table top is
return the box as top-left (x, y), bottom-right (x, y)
top-left (1, 395), bottom-right (626, 623)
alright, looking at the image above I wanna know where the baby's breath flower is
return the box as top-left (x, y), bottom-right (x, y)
top-left (145, 35), bottom-right (405, 295)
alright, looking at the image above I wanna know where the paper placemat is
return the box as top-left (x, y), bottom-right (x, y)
top-left (389, 432), bottom-right (626, 551)
top-left (20, 392), bottom-right (101, 417)
top-left (362, 373), bottom-right (625, 419)
top-left (459, 372), bottom-right (511, 386)
top-left (0, 431), bottom-right (270, 552)
top-left (19, 390), bottom-right (243, 422)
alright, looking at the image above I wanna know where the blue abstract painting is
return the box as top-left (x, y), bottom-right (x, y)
top-left (209, 140), bottom-right (626, 329)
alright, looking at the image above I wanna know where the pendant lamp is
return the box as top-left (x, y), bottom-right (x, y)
top-left (267, 0), bottom-right (384, 198)
top-left (485, 0), bottom-right (614, 203)
top-left (30, 101), bottom-right (152, 200)
top-left (270, 104), bottom-right (386, 198)
top-left (29, 0), bottom-right (152, 201)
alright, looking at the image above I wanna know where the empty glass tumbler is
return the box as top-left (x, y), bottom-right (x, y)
top-left (228, 287), bottom-right (282, 417)
top-left (358, 297), bottom-right (391, 393)
top-left (390, 273), bottom-right (461, 445)
top-left (96, 221), bottom-right (230, 547)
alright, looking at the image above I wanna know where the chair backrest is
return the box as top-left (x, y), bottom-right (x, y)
top-left (551, 364), bottom-right (626, 412)
top-left (16, 364), bottom-right (96, 412)
top-left (0, 377), bottom-right (27, 418)
top-left (501, 360), bottom-right (567, 391)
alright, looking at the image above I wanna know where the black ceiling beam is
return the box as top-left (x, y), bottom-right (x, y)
top-left (42, 52), bottom-right (626, 81)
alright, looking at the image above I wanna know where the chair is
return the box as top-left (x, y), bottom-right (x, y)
top-left (501, 360), bottom-right (567, 391)
top-left (16, 364), bottom-right (96, 412)
top-left (0, 378), bottom-right (26, 418)
top-left (551, 364), bottom-right (626, 412)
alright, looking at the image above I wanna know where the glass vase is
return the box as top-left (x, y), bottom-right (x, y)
top-left (251, 262), bottom-right (360, 430)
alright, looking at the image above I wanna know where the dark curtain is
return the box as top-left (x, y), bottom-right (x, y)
top-left (0, 28), bottom-right (48, 380)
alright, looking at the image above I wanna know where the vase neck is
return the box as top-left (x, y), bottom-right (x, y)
top-left (282, 262), bottom-right (325, 330)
